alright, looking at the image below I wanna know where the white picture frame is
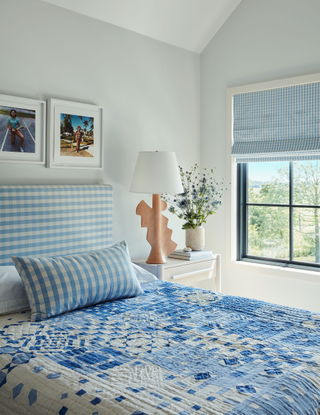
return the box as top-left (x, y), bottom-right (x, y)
top-left (48, 98), bottom-right (103, 169)
top-left (0, 94), bottom-right (46, 164)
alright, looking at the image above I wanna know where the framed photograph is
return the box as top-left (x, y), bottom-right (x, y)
top-left (48, 99), bottom-right (103, 169)
top-left (0, 94), bottom-right (46, 164)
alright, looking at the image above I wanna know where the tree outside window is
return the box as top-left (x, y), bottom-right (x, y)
top-left (241, 161), bottom-right (320, 266)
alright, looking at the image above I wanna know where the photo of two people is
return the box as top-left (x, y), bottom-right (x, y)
top-left (60, 113), bottom-right (94, 158)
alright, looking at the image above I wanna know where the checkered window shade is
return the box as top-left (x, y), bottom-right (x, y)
top-left (231, 81), bottom-right (320, 162)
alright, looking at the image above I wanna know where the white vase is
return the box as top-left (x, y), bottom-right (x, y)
top-left (185, 226), bottom-right (205, 251)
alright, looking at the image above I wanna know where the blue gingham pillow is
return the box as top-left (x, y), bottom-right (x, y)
top-left (12, 241), bottom-right (143, 321)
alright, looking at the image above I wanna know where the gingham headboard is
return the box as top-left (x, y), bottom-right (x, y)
top-left (0, 185), bottom-right (112, 266)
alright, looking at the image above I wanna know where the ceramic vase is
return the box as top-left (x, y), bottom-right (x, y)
top-left (185, 226), bottom-right (205, 251)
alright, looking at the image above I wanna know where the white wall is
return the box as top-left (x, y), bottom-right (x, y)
top-left (201, 0), bottom-right (320, 312)
top-left (3, 0), bottom-right (319, 311)
top-left (0, 0), bottom-right (200, 259)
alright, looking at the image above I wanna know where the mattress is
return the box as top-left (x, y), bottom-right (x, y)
top-left (1, 281), bottom-right (320, 414)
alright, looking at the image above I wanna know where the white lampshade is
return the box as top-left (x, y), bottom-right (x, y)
top-left (130, 151), bottom-right (183, 194)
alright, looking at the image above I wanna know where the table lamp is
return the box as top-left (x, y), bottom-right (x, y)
top-left (130, 151), bottom-right (183, 264)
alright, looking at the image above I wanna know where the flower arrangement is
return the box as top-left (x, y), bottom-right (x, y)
top-left (162, 164), bottom-right (226, 230)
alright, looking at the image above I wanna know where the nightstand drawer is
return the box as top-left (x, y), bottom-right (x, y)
top-left (133, 255), bottom-right (221, 291)
top-left (163, 259), bottom-right (215, 286)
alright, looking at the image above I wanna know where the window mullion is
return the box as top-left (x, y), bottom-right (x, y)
top-left (289, 162), bottom-right (294, 262)
top-left (244, 164), bottom-right (248, 259)
top-left (237, 163), bottom-right (247, 260)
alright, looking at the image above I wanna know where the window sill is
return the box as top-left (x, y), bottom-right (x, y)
top-left (241, 258), bottom-right (320, 272)
top-left (230, 258), bottom-right (320, 283)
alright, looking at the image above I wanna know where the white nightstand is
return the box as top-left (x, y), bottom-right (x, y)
top-left (133, 255), bottom-right (221, 292)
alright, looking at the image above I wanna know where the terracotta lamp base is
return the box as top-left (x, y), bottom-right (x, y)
top-left (136, 194), bottom-right (177, 264)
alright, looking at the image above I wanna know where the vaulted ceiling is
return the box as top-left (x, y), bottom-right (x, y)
top-left (40, 0), bottom-right (241, 53)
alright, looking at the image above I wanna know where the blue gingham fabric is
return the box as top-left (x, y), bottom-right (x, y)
top-left (1, 282), bottom-right (320, 414)
top-left (0, 185), bottom-right (113, 266)
top-left (232, 81), bottom-right (320, 162)
top-left (11, 241), bottom-right (143, 321)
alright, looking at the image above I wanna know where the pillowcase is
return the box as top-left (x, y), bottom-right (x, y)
top-left (0, 262), bottom-right (155, 317)
top-left (132, 263), bottom-right (157, 284)
top-left (12, 241), bottom-right (143, 321)
top-left (0, 266), bottom-right (30, 315)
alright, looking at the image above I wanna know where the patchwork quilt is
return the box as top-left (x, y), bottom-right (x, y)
top-left (1, 281), bottom-right (320, 415)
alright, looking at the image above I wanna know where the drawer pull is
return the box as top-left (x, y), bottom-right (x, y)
top-left (170, 268), bottom-right (213, 280)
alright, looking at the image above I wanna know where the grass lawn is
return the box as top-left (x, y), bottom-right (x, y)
top-left (0, 109), bottom-right (35, 118)
top-left (60, 140), bottom-right (93, 157)
top-left (294, 256), bottom-right (317, 263)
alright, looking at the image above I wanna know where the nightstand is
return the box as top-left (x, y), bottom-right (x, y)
top-left (133, 255), bottom-right (221, 292)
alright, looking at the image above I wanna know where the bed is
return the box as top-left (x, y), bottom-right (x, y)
top-left (1, 185), bottom-right (320, 415)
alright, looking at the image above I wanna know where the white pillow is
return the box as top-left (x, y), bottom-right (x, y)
top-left (0, 266), bottom-right (30, 315)
top-left (132, 263), bottom-right (157, 284)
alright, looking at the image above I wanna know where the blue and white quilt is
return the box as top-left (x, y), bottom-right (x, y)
top-left (1, 281), bottom-right (320, 414)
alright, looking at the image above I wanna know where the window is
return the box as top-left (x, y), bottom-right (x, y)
top-left (227, 73), bottom-right (320, 273)
top-left (238, 161), bottom-right (320, 268)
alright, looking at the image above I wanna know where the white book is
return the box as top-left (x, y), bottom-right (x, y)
top-left (170, 249), bottom-right (212, 258)
top-left (168, 253), bottom-right (213, 261)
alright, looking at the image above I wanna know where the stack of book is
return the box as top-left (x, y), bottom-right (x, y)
top-left (168, 249), bottom-right (213, 261)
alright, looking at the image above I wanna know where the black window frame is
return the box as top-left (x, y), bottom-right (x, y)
top-left (237, 162), bottom-right (320, 271)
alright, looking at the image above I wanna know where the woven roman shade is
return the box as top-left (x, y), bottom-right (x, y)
top-left (231, 82), bottom-right (320, 163)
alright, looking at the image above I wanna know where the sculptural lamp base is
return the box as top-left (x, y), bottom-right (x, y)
top-left (136, 194), bottom-right (177, 264)
top-left (146, 247), bottom-right (166, 264)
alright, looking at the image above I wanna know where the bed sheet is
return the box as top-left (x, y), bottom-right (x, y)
top-left (1, 281), bottom-right (320, 414)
